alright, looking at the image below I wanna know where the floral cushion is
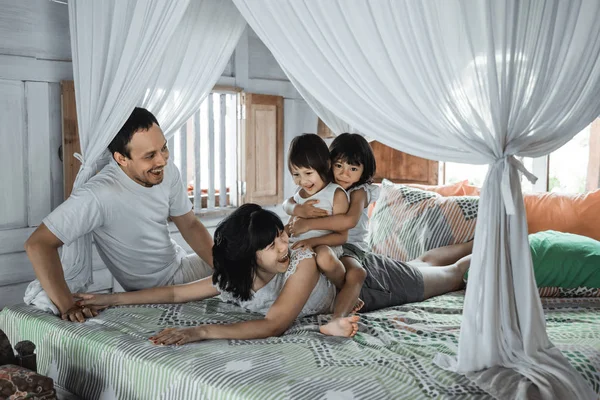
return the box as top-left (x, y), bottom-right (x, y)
top-left (0, 365), bottom-right (56, 400)
top-left (367, 180), bottom-right (478, 261)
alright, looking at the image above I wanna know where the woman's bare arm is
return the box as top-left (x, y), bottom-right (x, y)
top-left (76, 277), bottom-right (219, 307)
top-left (151, 256), bottom-right (321, 344)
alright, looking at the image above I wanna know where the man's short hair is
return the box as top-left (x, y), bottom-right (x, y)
top-left (108, 107), bottom-right (159, 158)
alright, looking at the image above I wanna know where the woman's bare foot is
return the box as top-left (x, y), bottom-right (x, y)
top-left (352, 298), bottom-right (364, 313)
top-left (319, 315), bottom-right (360, 337)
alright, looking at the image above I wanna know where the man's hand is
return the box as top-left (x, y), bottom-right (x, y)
top-left (60, 303), bottom-right (106, 323)
top-left (295, 200), bottom-right (328, 218)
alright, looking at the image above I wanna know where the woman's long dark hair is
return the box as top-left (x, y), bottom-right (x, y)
top-left (329, 133), bottom-right (376, 189)
top-left (212, 204), bottom-right (284, 301)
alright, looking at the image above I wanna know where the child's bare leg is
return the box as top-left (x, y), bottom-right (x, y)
top-left (319, 257), bottom-right (366, 338)
top-left (418, 254), bottom-right (472, 300)
top-left (314, 245), bottom-right (346, 289)
top-left (330, 257), bottom-right (366, 317)
top-left (416, 241), bottom-right (474, 267)
top-left (320, 257), bottom-right (366, 337)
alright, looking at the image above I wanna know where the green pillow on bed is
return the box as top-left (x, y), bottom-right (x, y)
top-left (529, 230), bottom-right (600, 290)
top-left (465, 230), bottom-right (600, 296)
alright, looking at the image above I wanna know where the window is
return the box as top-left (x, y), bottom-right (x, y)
top-left (170, 91), bottom-right (285, 214)
top-left (443, 122), bottom-right (597, 194)
top-left (548, 125), bottom-right (591, 193)
top-left (171, 92), bottom-right (240, 212)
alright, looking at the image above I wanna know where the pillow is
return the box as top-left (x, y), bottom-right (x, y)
top-left (524, 190), bottom-right (600, 241)
top-left (465, 230), bottom-right (600, 297)
top-left (406, 180), bottom-right (468, 197)
top-left (461, 183), bottom-right (481, 196)
top-left (367, 180), bottom-right (478, 261)
top-left (530, 230), bottom-right (600, 297)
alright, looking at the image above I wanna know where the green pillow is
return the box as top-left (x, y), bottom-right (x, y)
top-left (529, 230), bottom-right (600, 289)
top-left (464, 231), bottom-right (600, 292)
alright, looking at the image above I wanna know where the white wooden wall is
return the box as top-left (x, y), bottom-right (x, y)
top-left (0, 2), bottom-right (317, 308)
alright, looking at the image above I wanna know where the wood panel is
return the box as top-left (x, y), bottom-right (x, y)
top-left (317, 118), bottom-right (335, 139)
top-left (61, 80), bottom-right (81, 199)
top-left (0, 79), bottom-right (27, 229)
top-left (370, 140), bottom-right (438, 185)
top-left (247, 27), bottom-right (288, 81)
top-left (0, 227), bottom-right (35, 255)
top-left (242, 93), bottom-right (284, 205)
top-left (0, 54), bottom-right (72, 82)
top-left (26, 82), bottom-right (53, 226)
top-left (49, 82), bottom-right (64, 210)
top-left (0, 0), bottom-right (71, 61)
top-left (0, 247), bottom-right (108, 288)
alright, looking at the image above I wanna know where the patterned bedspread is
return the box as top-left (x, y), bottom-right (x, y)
top-left (1, 292), bottom-right (599, 399)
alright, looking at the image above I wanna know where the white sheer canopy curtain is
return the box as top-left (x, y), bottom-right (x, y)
top-left (141, 0), bottom-right (245, 138)
top-left (233, 0), bottom-right (600, 398)
top-left (24, 0), bottom-right (245, 313)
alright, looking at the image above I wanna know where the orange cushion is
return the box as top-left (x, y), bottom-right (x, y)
top-left (406, 180), bottom-right (467, 196)
top-left (524, 190), bottom-right (600, 241)
top-left (461, 183), bottom-right (481, 196)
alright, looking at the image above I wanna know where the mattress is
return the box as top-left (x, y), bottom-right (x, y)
top-left (1, 292), bottom-right (598, 399)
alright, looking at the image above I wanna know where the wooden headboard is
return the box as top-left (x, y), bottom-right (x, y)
top-left (370, 140), bottom-right (438, 185)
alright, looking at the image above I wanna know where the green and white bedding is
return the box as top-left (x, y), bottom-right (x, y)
top-left (1, 292), bottom-right (599, 399)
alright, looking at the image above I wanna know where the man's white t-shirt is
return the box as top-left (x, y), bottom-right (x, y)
top-left (43, 158), bottom-right (192, 291)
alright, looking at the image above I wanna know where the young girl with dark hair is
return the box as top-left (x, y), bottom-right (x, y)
top-left (284, 133), bottom-right (380, 314)
top-left (74, 204), bottom-right (472, 345)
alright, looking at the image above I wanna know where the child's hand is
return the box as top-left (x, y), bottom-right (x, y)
top-left (290, 217), bottom-right (310, 237)
top-left (291, 239), bottom-right (314, 250)
top-left (295, 200), bottom-right (328, 218)
top-left (74, 293), bottom-right (117, 308)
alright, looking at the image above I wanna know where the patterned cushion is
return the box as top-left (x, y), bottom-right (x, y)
top-left (367, 180), bottom-right (478, 261)
top-left (0, 365), bottom-right (56, 399)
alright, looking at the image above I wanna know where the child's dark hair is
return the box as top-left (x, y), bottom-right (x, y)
top-left (108, 107), bottom-right (159, 158)
top-left (288, 133), bottom-right (332, 184)
top-left (212, 203), bottom-right (284, 301)
top-left (329, 133), bottom-right (376, 189)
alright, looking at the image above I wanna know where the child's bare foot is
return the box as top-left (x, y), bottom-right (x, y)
top-left (319, 315), bottom-right (360, 337)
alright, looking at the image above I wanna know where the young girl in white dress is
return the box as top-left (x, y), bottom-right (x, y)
top-left (284, 133), bottom-right (380, 314)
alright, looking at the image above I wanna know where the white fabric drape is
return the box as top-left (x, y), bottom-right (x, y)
top-left (285, 70), bottom-right (357, 135)
top-left (24, 0), bottom-right (245, 313)
top-left (141, 0), bottom-right (245, 139)
top-left (233, 1), bottom-right (600, 398)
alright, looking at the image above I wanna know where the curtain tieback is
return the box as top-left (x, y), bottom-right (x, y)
top-left (73, 152), bottom-right (85, 165)
top-left (497, 155), bottom-right (538, 215)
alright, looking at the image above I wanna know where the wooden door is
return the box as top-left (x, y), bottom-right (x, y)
top-left (240, 93), bottom-right (284, 205)
top-left (61, 80), bottom-right (81, 199)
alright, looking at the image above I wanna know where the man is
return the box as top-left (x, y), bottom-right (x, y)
top-left (24, 108), bottom-right (213, 322)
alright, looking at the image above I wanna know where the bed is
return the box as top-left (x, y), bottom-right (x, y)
top-left (1, 291), bottom-right (599, 399)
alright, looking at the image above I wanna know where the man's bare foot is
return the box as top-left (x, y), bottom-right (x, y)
top-left (319, 315), bottom-right (360, 337)
top-left (352, 298), bottom-right (364, 313)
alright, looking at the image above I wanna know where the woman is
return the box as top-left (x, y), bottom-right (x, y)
top-left (76, 204), bottom-right (472, 345)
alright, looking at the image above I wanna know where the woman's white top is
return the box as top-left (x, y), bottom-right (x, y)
top-left (347, 183), bottom-right (380, 251)
top-left (218, 248), bottom-right (337, 318)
